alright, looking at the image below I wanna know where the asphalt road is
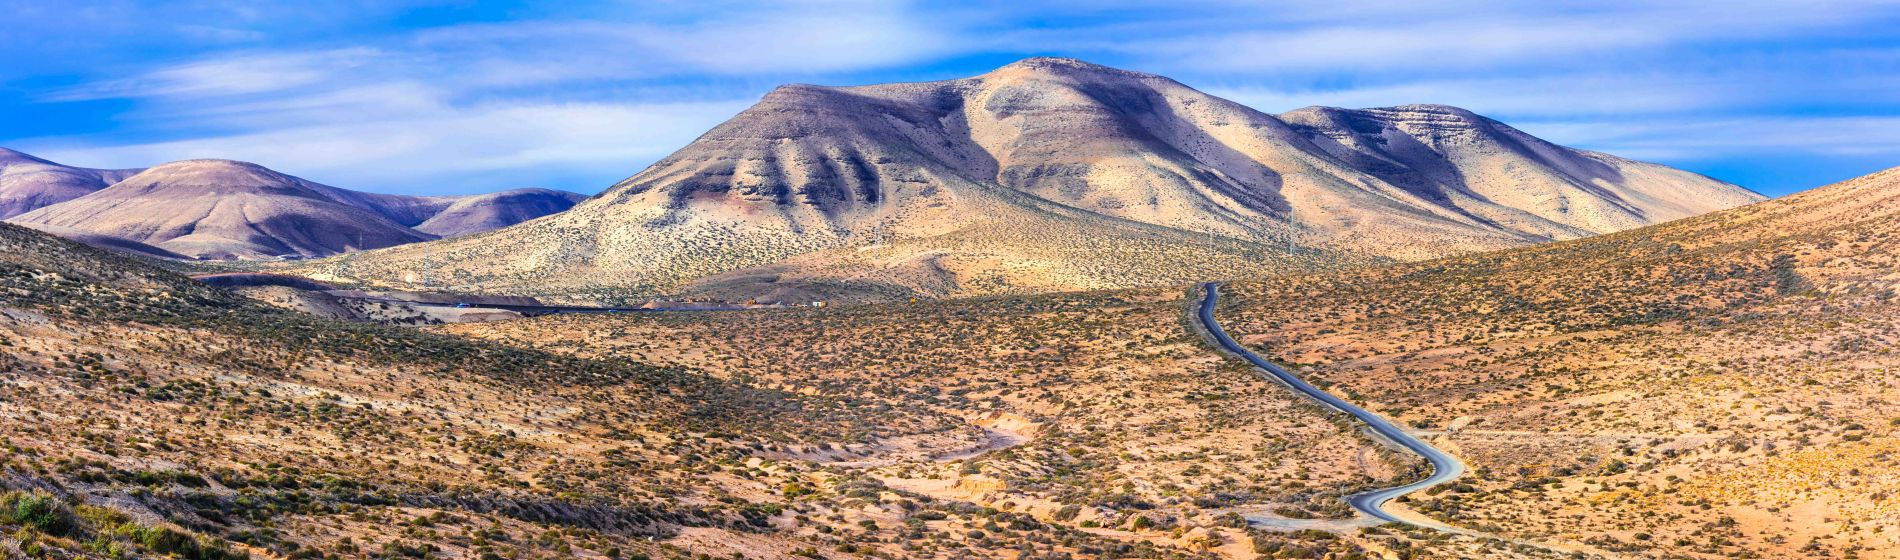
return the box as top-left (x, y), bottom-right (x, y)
top-left (353, 297), bottom-right (761, 315)
top-left (1197, 282), bottom-right (1467, 526)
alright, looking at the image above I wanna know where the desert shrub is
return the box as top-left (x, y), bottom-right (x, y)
top-left (1052, 504), bottom-right (1082, 521)
top-left (2, 490), bottom-right (75, 536)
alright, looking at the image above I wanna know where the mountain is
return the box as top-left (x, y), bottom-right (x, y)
top-left (2, 149), bottom-right (589, 259)
top-left (1214, 166), bottom-right (1900, 557)
top-left (303, 182), bottom-right (463, 227)
top-left (300, 57), bottom-right (1759, 302)
top-left (0, 197), bottom-right (1387, 560)
top-left (1276, 104), bottom-right (1760, 248)
top-left (8, 159), bottom-right (436, 259)
top-left (414, 187), bottom-right (587, 237)
top-left (0, 147), bottom-right (142, 218)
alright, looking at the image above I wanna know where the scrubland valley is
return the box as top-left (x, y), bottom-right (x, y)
top-left (1220, 168), bottom-right (1900, 558)
top-left (0, 223), bottom-right (965, 559)
top-left (1, 217), bottom-right (1622, 559)
top-left (0, 51), bottom-right (1889, 560)
top-left (446, 290), bottom-right (1415, 558)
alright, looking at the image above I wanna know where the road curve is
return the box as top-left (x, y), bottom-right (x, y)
top-left (1197, 283), bottom-right (1466, 526)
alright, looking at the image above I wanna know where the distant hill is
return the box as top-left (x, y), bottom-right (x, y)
top-left (306, 57), bottom-right (1761, 303)
top-left (415, 188), bottom-right (587, 237)
top-left (0, 147), bottom-right (142, 218)
top-left (8, 159), bottom-right (434, 259)
top-left (1, 149), bottom-right (586, 259)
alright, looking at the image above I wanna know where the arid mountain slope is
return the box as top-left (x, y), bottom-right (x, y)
top-left (3, 148), bottom-right (586, 259)
top-left (414, 187), bottom-right (587, 237)
top-left (8, 159), bottom-right (589, 259)
top-left (304, 182), bottom-right (462, 227)
top-left (1, 218), bottom-right (1402, 559)
top-left (1279, 104), bottom-right (1759, 240)
top-left (307, 57), bottom-right (1757, 303)
top-left (0, 147), bottom-right (141, 218)
top-left (1218, 166), bottom-right (1900, 557)
top-left (9, 159), bottom-right (435, 259)
top-left (0, 221), bottom-right (1000, 559)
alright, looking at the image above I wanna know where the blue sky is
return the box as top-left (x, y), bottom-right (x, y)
top-left (4, 1), bottom-right (1899, 197)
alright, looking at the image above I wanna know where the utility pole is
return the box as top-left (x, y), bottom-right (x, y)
top-left (873, 183), bottom-right (892, 246)
top-left (1286, 204), bottom-right (1296, 254)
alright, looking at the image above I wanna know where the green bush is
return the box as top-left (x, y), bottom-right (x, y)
top-left (114, 524), bottom-right (247, 560)
top-left (2, 490), bottom-right (75, 536)
top-left (132, 526), bottom-right (193, 554)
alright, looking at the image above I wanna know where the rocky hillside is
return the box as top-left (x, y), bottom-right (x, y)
top-left (1217, 166), bottom-right (1900, 557)
top-left (0, 219), bottom-right (992, 559)
top-left (2, 210), bottom-right (1298, 559)
top-left (0, 147), bottom-right (141, 218)
top-left (306, 57), bottom-right (1760, 303)
top-left (1278, 104), bottom-right (1757, 243)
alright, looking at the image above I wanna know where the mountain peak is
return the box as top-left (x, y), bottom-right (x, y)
top-left (0, 147), bottom-right (52, 165)
top-left (122, 159), bottom-right (309, 193)
top-left (148, 158), bottom-right (275, 172)
top-left (309, 59), bottom-right (1763, 302)
top-left (0, 148), bottom-right (146, 219)
top-left (986, 56), bottom-right (1149, 79)
top-left (1284, 103), bottom-right (1481, 119)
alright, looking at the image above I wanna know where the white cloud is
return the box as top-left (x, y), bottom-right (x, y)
top-left (632, 10), bottom-right (954, 74)
top-left (12, 0), bottom-right (1900, 196)
top-left (153, 81), bottom-right (447, 128)
top-left (1150, 22), bottom-right (1661, 73)
top-left (14, 2), bottom-right (967, 195)
top-left (1513, 116), bottom-right (1900, 161)
top-left (172, 24), bottom-right (269, 43)
top-left (1208, 75), bottom-right (1727, 116)
top-left (22, 98), bottom-right (754, 194)
top-left (1100, 1), bottom-right (1900, 74)
top-left (51, 48), bottom-right (382, 101)
top-left (406, 2), bottom-right (957, 86)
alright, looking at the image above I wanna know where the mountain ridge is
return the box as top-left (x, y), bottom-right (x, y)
top-left (299, 57), bottom-right (1761, 303)
top-left (0, 147), bottom-right (144, 218)
top-left (9, 159), bottom-right (438, 259)
top-left (2, 150), bottom-right (587, 259)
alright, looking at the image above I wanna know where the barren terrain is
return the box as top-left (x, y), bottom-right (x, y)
top-left (298, 58), bottom-right (1757, 304)
top-left (1218, 168), bottom-right (1900, 558)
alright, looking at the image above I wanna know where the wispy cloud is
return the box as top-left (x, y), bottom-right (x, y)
top-left (1209, 75), bottom-right (1727, 117)
top-left (27, 99), bottom-right (753, 195)
top-left (50, 48), bottom-right (383, 101)
top-left (411, 6), bottom-right (956, 80)
top-left (1516, 116), bottom-right (1900, 161)
top-left (5, 0), bottom-right (1900, 196)
top-left (10, 1), bottom-right (963, 194)
top-left (1104, 1), bottom-right (1900, 74)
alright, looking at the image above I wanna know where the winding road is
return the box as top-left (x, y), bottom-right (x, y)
top-left (1197, 283), bottom-right (1467, 527)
